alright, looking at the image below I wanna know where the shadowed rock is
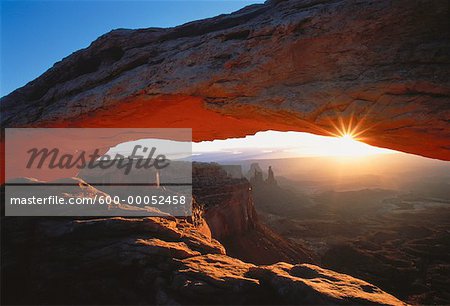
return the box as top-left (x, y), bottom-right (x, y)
top-left (1, 179), bottom-right (405, 305)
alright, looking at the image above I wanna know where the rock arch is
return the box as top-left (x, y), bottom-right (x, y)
top-left (1, 0), bottom-right (449, 160)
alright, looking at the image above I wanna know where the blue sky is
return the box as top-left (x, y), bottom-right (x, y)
top-left (0, 0), bottom-right (262, 97)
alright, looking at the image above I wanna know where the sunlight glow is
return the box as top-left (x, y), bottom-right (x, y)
top-left (331, 133), bottom-right (385, 157)
top-left (193, 131), bottom-right (396, 160)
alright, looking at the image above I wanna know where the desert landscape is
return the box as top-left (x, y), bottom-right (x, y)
top-left (234, 155), bottom-right (450, 304)
top-left (1, 0), bottom-right (449, 305)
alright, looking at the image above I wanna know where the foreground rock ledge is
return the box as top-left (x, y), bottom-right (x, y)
top-left (1, 0), bottom-right (449, 160)
top-left (1, 215), bottom-right (405, 305)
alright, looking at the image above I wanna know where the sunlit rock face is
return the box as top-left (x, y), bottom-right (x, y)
top-left (193, 162), bottom-right (257, 240)
top-left (192, 162), bottom-right (313, 265)
top-left (1, 0), bottom-right (449, 160)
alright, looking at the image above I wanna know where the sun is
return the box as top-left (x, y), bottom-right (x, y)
top-left (340, 133), bottom-right (355, 142)
top-left (330, 132), bottom-right (389, 157)
top-left (318, 114), bottom-right (395, 157)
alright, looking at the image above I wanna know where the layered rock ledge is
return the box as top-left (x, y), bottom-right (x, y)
top-left (1, 215), bottom-right (405, 305)
top-left (1, 175), bottom-right (405, 305)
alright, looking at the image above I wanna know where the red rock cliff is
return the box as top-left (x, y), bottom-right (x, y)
top-left (193, 162), bottom-right (257, 240)
top-left (193, 162), bottom-right (314, 265)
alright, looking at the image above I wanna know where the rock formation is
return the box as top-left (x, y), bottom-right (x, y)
top-left (193, 162), bottom-right (258, 240)
top-left (247, 163), bottom-right (264, 178)
top-left (267, 166), bottom-right (277, 185)
top-left (249, 164), bottom-right (278, 186)
top-left (66, 161), bottom-right (309, 263)
top-left (1, 0), bottom-right (446, 304)
top-left (192, 162), bottom-right (312, 264)
top-left (0, 180), bottom-right (405, 305)
top-left (248, 162), bottom-right (265, 186)
top-left (1, 0), bottom-right (449, 160)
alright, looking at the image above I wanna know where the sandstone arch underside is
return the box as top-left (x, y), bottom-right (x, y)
top-left (1, 0), bottom-right (449, 160)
